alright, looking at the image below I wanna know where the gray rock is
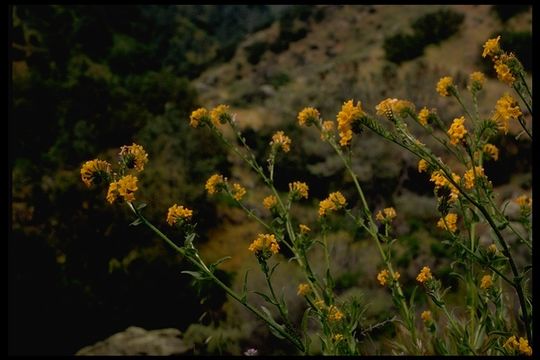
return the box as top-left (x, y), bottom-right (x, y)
top-left (76, 326), bottom-right (190, 356)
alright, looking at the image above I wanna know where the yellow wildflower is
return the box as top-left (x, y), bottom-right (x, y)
top-left (314, 299), bottom-right (326, 310)
top-left (297, 283), bottom-right (310, 296)
top-left (488, 244), bottom-right (498, 254)
top-left (416, 266), bottom-right (433, 284)
top-left (394, 272), bottom-right (401, 281)
top-left (504, 336), bottom-right (519, 350)
top-left (375, 98), bottom-right (414, 119)
top-left (270, 131), bottom-right (291, 153)
top-left (106, 181), bottom-right (119, 204)
top-left (436, 76), bottom-right (453, 97)
top-left (421, 310), bottom-right (432, 323)
top-left (205, 174), bottom-right (226, 195)
top-left (337, 100), bottom-right (365, 146)
top-left (263, 195), bottom-right (278, 210)
top-left (518, 338), bottom-right (532, 356)
top-left (376, 207), bottom-right (397, 222)
top-left (483, 144), bottom-right (499, 161)
top-left (492, 93), bottom-right (522, 134)
top-left (321, 120), bottom-right (335, 140)
top-left (515, 194), bottom-right (532, 208)
top-left (289, 181), bottom-right (309, 200)
top-left (463, 166), bottom-right (485, 190)
top-left (210, 104), bottom-right (231, 126)
top-left (248, 233), bottom-right (280, 257)
top-left (332, 334), bottom-right (344, 342)
top-left (104, 175), bottom-right (138, 204)
top-left (430, 170), bottom-right (449, 189)
top-left (480, 275), bottom-right (492, 290)
top-left (80, 159), bottom-right (111, 187)
top-left (417, 159), bottom-right (428, 173)
top-left (328, 305), bottom-right (344, 322)
top-left (494, 60), bottom-right (515, 85)
top-left (297, 107), bottom-right (320, 126)
top-left (447, 116), bottom-right (468, 145)
top-left (468, 71), bottom-right (486, 92)
top-left (319, 191), bottom-right (347, 217)
top-left (166, 204), bottom-right (193, 226)
top-left (232, 183), bottom-right (246, 201)
top-left (119, 143), bottom-right (149, 172)
top-left (482, 35), bottom-right (500, 58)
top-left (189, 107), bottom-right (210, 128)
top-left (299, 224), bottom-right (311, 234)
top-left (437, 213), bottom-right (458, 233)
top-left (377, 269), bottom-right (389, 286)
top-left (417, 107), bottom-right (430, 126)
top-left (449, 173), bottom-right (461, 202)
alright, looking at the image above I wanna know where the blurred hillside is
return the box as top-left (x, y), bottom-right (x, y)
top-left (9, 4), bottom-right (532, 355)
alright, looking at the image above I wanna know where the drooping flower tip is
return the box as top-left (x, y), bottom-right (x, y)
top-left (81, 159), bottom-right (112, 187)
top-left (436, 76), bottom-right (454, 97)
top-left (210, 104), bottom-right (231, 126)
top-left (119, 143), bottom-right (148, 172)
top-left (190, 107), bottom-right (210, 128)
top-left (482, 35), bottom-right (501, 58)
top-left (483, 144), bottom-right (499, 161)
top-left (297, 107), bottom-right (320, 126)
top-left (418, 159), bottom-right (428, 173)
top-left (448, 116), bottom-right (468, 145)
top-left (205, 174), bottom-right (226, 195)
top-left (337, 100), bottom-right (365, 146)
top-left (167, 204), bottom-right (193, 226)
top-left (468, 71), bottom-right (486, 91)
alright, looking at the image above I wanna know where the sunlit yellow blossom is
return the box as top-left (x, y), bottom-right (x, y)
top-left (314, 299), bottom-right (326, 310)
top-left (332, 334), bottom-right (344, 342)
top-left (480, 275), bottom-right (492, 290)
top-left (337, 100), bottom-right (365, 146)
top-left (394, 271), bottom-right (401, 281)
top-left (518, 338), bottom-right (532, 356)
top-left (297, 107), bottom-right (320, 126)
top-left (104, 175), bottom-right (138, 204)
top-left (483, 144), bottom-right (499, 161)
top-left (449, 173), bottom-right (461, 203)
top-left (515, 194), bottom-right (532, 208)
top-left (430, 170), bottom-right (448, 189)
top-left (270, 131), bottom-right (291, 153)
top-left (106, 181), bottom-right (119, 204)
top-left (248, 233), bottom-right (280, 256)
top-left (463, 166), bottom-right (485, 190)
top-left (289, 181), bottom-right (309, 200)
top-left (436, 76), bottom-right (453, 97)
top-left (319, 191), bottom-right (347, 217)
top-left (377, 269), bottom-right (389, 286)
top-left (417, 107), bottom-right (430, 126)
top-left (328, 305), bottom-right (344, 322)
top-left (416, 266), bottom-right (433, 284)
top-left (448, 116), bottom-right (468, 145)
top-left (504, 336), bottom-right (519, 350)
top-left (119, 143), bottom-right (149, 172)
top-left (297, 283), bottom-right (310, 296)
top-left (232, 183), bottom-right (246, 201)
top-left (494, 60), bottom-right (515, 85)
top-left (488, 244), bottom-right (498, 254)
top-left (492, 93), bottom-right (522, 134)
top-left (205, 174), bottom-right (226, 195)
top-left (482, 36), bottom-right (500, 58)
top-left (376, 207), bottom-right (397, 222)
top-left (437, 213), bottom-right (458, 233)
top-left (468, 71), bottom-right (486, 91)
top-left (166, 204), bottom-right (193, 226)
top-left (421, 310), bottom-right (432, 323)
top-left (320, 120), bottom-right (335, 140)
top-left (375, 98), bottom-right (414, 119)
top-left (417, 159), bottom-right (428, 173)
top-left (263, 195), bottom-right (278, 210)
top-left (81, 159), bottom-right (111, 187)
top-left (210, 104), bottom-right (231, 126)
top-left (299, 224), bottom-right (311, 234)
top-left (190, 107), bottom-right (210, 128)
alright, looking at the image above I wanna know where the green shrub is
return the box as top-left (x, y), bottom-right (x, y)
top-left (411, 9), bottom-right (464, 46)
top-left (491, 5), bottom-right (530, 23)
top-left (383, 33), bottom-right (424, 64)
top-left (245, 41), bottom-right (269, 65)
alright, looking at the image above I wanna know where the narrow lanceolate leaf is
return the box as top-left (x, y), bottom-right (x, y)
top-left (181, 270), bottom-right (204, 280)
top-left (129, 218), bottom-right (143, 226)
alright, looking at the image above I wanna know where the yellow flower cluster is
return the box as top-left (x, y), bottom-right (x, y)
top-left (494, 60), bottom-right (515, 86)
top-left (463, 166), bottom-right (485, 190)
top-left (421, 310), bottom-right (432, 323)
top-left (263, 195), bottom-right (278, 210)
top-left (328, 305), bottom-right (344, 322)
top-left (319, 191), bottom-right (347, 217)
top-left (375, 207), bottom-right (397, 222)
top-left (81, 159), bottom-right (111, 187)
top-left (377, 269), bottom-right (400, 286)
top-left (337, 100), bottom-right (365, 146)
top-left (418, 159), bottom-right (428, 173)
top-left (205, 174), bottom-right (226, 195)
top-left (289, 181), bottom-right (309, 200)
top-left (320, 120), bottom-right (335, 141)
top-left (436, 76), bottom-right (453, 97)
top-left (515, 194), bottom-right (532, 208)
top-left (417, 107), bottom-right (430, 126)
top-left (166, 204), bottom-right (193, 226)
top-left (189, 108), bottom-right (210, 128)
top-left (299, 224), bottom-right (311, 234)
top-left (119, 143), bottom-right (149, 172)
top-left (270, 131), bottom-right (291, 153)
top-left (332, 334), bottom-right (344, 342)
top-left (232, 183), bottom-right (246, 201)
top-left (481, 143), bottom-right (499, 161)
top-left (297, 283), bottom-right (310, 296)
top-left (210, 104), bottom-right (231, 126)
top-left (437, 213), bottom-right (458, 233)
top-left (492, 93), bottom-right (522, 134)
top-left (248, 233), bottom-right (280, 256)
top-left (482, 36), bottom-right (501, 58)
top-left (447, 116), bottom-right (468, 145)
top-left (504, 336), bottom-right (532, 356)
top-left (468, 71), bottom-right (486, 91)
top-left (375, 98), bottom-right (414, 119)
top-left (429, 170), bottom-right (448, 188)
top-left (107, 175), bottom-right (138, 204)
top-left (480, 275), bottom-right (492, 290)
top-left (297, 107), bottom-right (320, 126)
top-left (416, 266), bottom-right (433, 284)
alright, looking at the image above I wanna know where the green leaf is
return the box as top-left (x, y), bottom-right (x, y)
top-left (181, 270), bottom-right (204, 280)
top-left (209, 256), bottom-right (232, 270)
top-left (241, 269), bottom-right (250, 303)
top-left (269, 262), bottom-right (280, 277)
top-left (136, 202), bottom-right (147, 211)
top-left (129, 218), bottom-right (143, 226)
top-left (253, 291), bottom-right (276, 305)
